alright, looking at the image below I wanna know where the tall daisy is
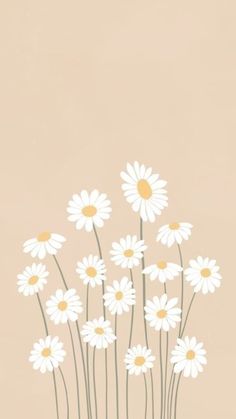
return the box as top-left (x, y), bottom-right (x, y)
top-left (46, 289), bottom-right (83, 324)
top-left (184, 256), bottom-right (221, 294)
top-left (29, 336), bottom-right (66, 373)
top-left (81, 317), bottom-right (116, 349)
top-left (76, 255), bottom-right (106, 288)
top-left (17, 263), bottom-right (48, 296)
top-left (171, 336), bottom-right (207, 378)
top-left (103, 276), bottom-right (136, 315)
top-left (156, 223), bottom-right (193, 247)
top-left (23, 232), bottom-right (66, 259)
top-left (120, 161), bottom-right (168, 222)
top-left (110, 235), bottom-right (147, 269)
top-left (143, 260), bottom-right (182, 283)
top-left (124, 345), bottom-right (155, 375)
top-left (144, 294), bottom-right (181, 332)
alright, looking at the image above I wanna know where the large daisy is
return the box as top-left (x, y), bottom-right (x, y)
top-left (144, 294), bottom-right (181, 331)
top-left (76, 255), bottom-right (106, 288)
top-left (120, 161), bottom-right (168, 223)
top-left (157, 222), bottom-right (193, 247)
top-left (171, 336), bottom-right (207, 378)
top-left (184, 256), bottom-right (221, 294)
top-left (29, 336), bottom-right (66, 373)
top-left (124, 345), bottom-right (155, 375)
top-left (103, 276), bottom-right (136, 315)
top-left (81, 317), bottom-right (116, 349)
top-left (23, 232), bottom-right (66, 260)
top-left (46, 289), bottom-right (83, 324)
top-left (67, 190), bottom-right (112, 232)
top-left (17, 263), bottom-right (48, 296)
top-left (143, 260), bottom-right (182, 283)
top-left (110, 235), bottom-right (147, 269)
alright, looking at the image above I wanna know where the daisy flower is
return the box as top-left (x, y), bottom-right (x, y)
top-left (46, 289), bottom-right (83, 324)
top-left (144, 294), bottom-right (181, 331)
top-left (23, 232), bottom-right (66, 260)
top-left (17, 263), bottom-right (48, 296)
top-left (76, 255), bottom-right (106, 288)
top-left (156, 222), bottom-right (193, 247)
top-left (29, 336), bottom-right (66, 373)
top-left (81, 317), bottom-right (116, 349)
top-left (124, 345), bottom-right (155, 375)
top-left (120, 161), bottom-right (168, 223)
top-left (103, 276), bottom-right (136, 315)
top-left (171, 336), bottom-right (207, 378)
top-left (184, 256), bottom-right (221, 294)
top-left (143, 260), bottom-right (182, 283)
top-left (67, 190), bottom-right (112, 232)
top-left (110, 235), bottom-right (147, 269)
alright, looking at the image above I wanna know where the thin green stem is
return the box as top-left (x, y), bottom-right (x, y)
top-left (75, 321), bottom-right (91, 419)
top-left (53, 255), bottom-right (69, 290)
top-left (59, 367), bottom-right (70, 419)
top-left (67, 322), bottom-right (81, 419)
top-left (126, 269), bottom-right (135, 419)
top-left (143, 373), bottom-right (148, 419)
top-left (163, 332), bottom-right (168, 419)
top-left (177, 244), bottom-right (184, 337)
top-left (114, 314), bottom-right (119, 419)
top-left (93, 347), bottom-right (98, 419)
top-left (159, 330), bottom-right (163, 419)
top-left (174, 373), bottom-right (182, 419)
top-left (180, 293), bottom-right (196, 338)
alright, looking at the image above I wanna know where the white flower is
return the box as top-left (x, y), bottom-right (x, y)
top-left (171, 336), bottom-right (207, 378)
top-left (184, 256), bottom-right (221, 294)
top-left (144, 294), bottom-right (181, 332)
top-left (76, 255), bottom-right (106, 288)
top-left (23, 232), bottom-right (66, 260)
top-left (17, 263), bottom-right (48, 296)
top-left (81, 317), bottom-right (116, 349)
top-left (120, 161), bottom-right (168, 223)
top-left (67, 190), bottom-right (112, 232)
top-left (124, 345), bottom-right (155, 375)
top-left (110, 235), bottom-right (147, 269)
top-left (29, 336), bottom-right (66, 373)
top-left (157, 223), bottom-right (193, 247)
top-left (46, 289), bottom-right (83, 324)
top-left (103, 277), bottom-right (136, 315)
top-left (143, 260), bottom-right (182, 283)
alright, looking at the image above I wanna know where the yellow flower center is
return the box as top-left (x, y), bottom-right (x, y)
top-left (157, 309), bottom-right (167, 319)
top-left (37, 232), bottom-right (51, 242)
top-left (186, 350), bottom-right (195, 360)
top-left (28, 275), bottom-right (39, 285)
top-left (137, 179), bottom-right (152, 199)
top-left (115, 291), bottom-right (123, 300)
top-left (42, 348), bottom-right (51, 357)
top-left (95, 327), bottom-right (104, 335)
top-left (82, 205), bottom-right (97, 217)
top-left (86, 267), bottom-right (97, 277)
top-left (124, 249), bottom-right (134, 258)
top-left (169, 223), bottom-right (180, 230)
top-left (135, 356), bottom-right (145, 366)
top-left (58, 301), bottom-right (68, 311)
top-left (157, 260), bottom-right (167, 270)
top-left (201, 268), bottom-right (211, 278)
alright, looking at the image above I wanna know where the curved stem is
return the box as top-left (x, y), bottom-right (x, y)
top-left (163, 332), bottom-right (168, 419)
top-left (59, 367), bottom-right (70, 419)
top-left (126, 269), bottom-right (134, 419)
top-left (180, 293), bottom-right (196, 338)
top-left (53, 255), bottom-right (69, 290)
top-left (67, 322), bottom-right (81, 419)
top-left (36, 293), bottom-right (49, 335)
top-left (174, 373), bottom-right (182, 419)
top-left (143, 373), bottom-right (148, 419)
top-left (93, 347), bottom-right (98, 419)
top-left (159, 330), bottom-right (163, 419)
top-left (167, 368), bottom-right (174, 419)
top-left (75, 321), bottom-right (91, 419)
top-left (169, 373), bottom-right (176, 419)
top-left (114, 314), bottom-right (119, 419)
top-left (85, 285), bottom-right (92, 419)
top-left (177, 244), bottom-right (184, 337)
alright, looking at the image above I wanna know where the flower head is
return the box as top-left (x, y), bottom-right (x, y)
top-left (110, 235), bottom-right (147, 269)
top-left (120, 161), bottom-right (168, 222)
top-left (46, 289), bottom-right (83, 324)
top-left (29, 336), bottom-right (66, 373)
top-left (171, 336), bottom-right (207, 378)
top-left (184, 256), bottom-right (221, 294)
top-left (144, 294), bottom-right (181, 331)
top-left (143, 261), bottom-right (182, 283)
top-left (103, 276), bottom-right (136, 315)
top-left (23, 232), bottom-right (66, 260)
top-left (17, 263), bottom-right (48, 296)
top-left (76, 255), bottom-right (106, 288)
top-left (81, 317), bottom-right (116, 349)
top-left (124, 345), bottom-right (155, 375)
top-left (157, 223), bottom-right (192, 247)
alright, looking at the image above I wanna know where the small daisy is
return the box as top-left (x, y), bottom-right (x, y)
top-left (81, 317), bottom-right (116, 349)
top-left (46, 289), bottom-right (83, 324)
top-left (29, 336), bottom-right (66, 373)
top-left (103, 276), bottom-right (136, 315)
top-left (120, 161), bottom-right (168, 223)
top-left (23, 232), bottom-right (66, 260)
top-left (143, 260), bottom-right (182, 283)
top-left (184, 256), bottom-right (221, 294)
top-left (76, 255), bottom-right (106, 288)
top-left (157, 223), bottom-right (193, 248)
top-left (144, 294), bottom-right (181, 331)
top-left (67, 190), bottom-right (112, 232)
top-left (171, 336), bottom-right (207, 378)
top-left (124, 345), bottom-right (155, 375)
top-left (110, 235), bottom-right (147, 269)
top-left (17, 263), bottom-right (48, 296)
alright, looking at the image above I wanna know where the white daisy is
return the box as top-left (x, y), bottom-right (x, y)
top-left (103, 276), bottom-right (136, 315)
top-left (110, 235), bottom-right (147, 269)
top-left (81, 317), bottom-right (116, 349)
top-left (120, 161), bottom-right (168, 223)
top-left (157, 222), bottom-right (193, 247)
top-left (124, 345), bottom-right (155, 375)
top-left (143, 260), bottom-right (182, 283)
top-left (46, 289), bottom-right (83, 324)
top-left (76, 255), bottom-right (106, 288)
top-left (67, 190), bottom-right (112, 232)
top-left (23, 232), bottom-right (66, 260)
top-left (17, 263), bottom-right (48, 296)
top-left (144, 294), bottom-right (181, 332)
top-left (171, 336), bottom-right (207, 378)
top-left (184, 256), bottom-right (221, 294)
top-left (29, 336), bottom-right (66, 373)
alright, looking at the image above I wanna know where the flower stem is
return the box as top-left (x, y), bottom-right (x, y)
top-left (159, 330), bottom-right (163, 419)
top-left (84, 284), bottom-right (92, 419)
top-left (67, 321), bottom-right (81, 419)
top-left (126, 269), bottom-right (134, 419)
top-left (169, 373), bottom-right (176, 419)
top-left (167, 368), bottom-right (174, 419)
top-left (75, 321), bottom-right (91, 419)
top-left (59, 367), bottom-right (70, 419)
top-left (114, 314), bottom-right (119, 419)
top-left (163, 332), bottom-right (169, 419)
top-left (143, 373), bottom-right (148, 419)
top-left (174, 373), bottom-right (182, 419)
top-left (177, 244), bottom-right (184, 337)
top-left (53, 255), bottom-right (69, 290)
top-left (93, 347), bottom-right (98, 419)
top-left (180, 293), bottom-right (196, 338)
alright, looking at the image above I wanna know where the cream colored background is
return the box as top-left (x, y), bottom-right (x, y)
top-left (1, 1), bottom-right (236, 418)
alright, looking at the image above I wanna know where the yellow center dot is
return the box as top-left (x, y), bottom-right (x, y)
top-left (86, 267), bottom-right (97, 278)
top-left (124, 249), bottom-right (134, 258)
top-left (58, 301), bottom-right (68, 311)
top-left (28, 275), bottom-right (39, 285)
top-left (201, 268), bottom-right (211, 278)
top-left (82, 205), bottom-right (97, 217)
top-left (169, 223), bottom-right (180, 230)
top-left (115, 291), bottom-right (123, 300)
top-left (157, 260), bottom-right (167, 270)
top-left (42, 348), bottom-right (51, 357)
top-left (135, 356), bottom-right (145, 366)
top-left (137, 179), bottom-right (152, 199)
top-left (157, 309), bottom-right (167, 319)
top-left (186, 350), bottom-right (195, 360)
top-left (95, 327), bottom-right (104, 335)
top-left (37, 231), bottom-right (51, 241)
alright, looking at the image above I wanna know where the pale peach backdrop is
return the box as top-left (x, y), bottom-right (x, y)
top-left (0, 1), bottom-right (236, 418)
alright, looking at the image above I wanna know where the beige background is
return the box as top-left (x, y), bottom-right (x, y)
top-left (1, 1), bottom-right (236, 418)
